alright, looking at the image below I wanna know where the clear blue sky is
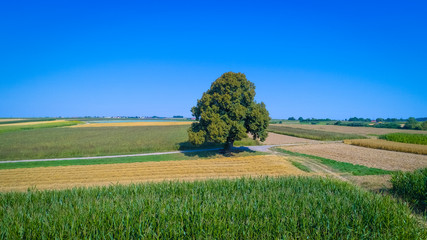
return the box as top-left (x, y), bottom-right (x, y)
top-left (1, 0), bottom-right (426, 119)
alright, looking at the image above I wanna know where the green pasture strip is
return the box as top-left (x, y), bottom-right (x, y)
top-left (274, 148), bottom-right (392, 176)
top-left (1, 177), bottom-right (425, 239)
top-left (0, 118), bottom-right (56, 125)
top-left (268, 125), bottom-right (366, 141)
top-left (0, 125), bottom-right (259, 160)
top-left (380, 133), bottom-right (427, 145)
top-left (290, 160), bottom-right (311, 172)
top-left (0, 121), bottom-right (82, 134)
top-left (0, 151), bottom-right (266, 170)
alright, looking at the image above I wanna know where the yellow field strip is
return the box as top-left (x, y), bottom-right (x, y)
top-left (72, 121), bottom-right (193, 127)
top-left (0, 120), bottom-right (66, 126)
top-left (0, 155), bottom-right (311, 192)
top-left (344, 139), bottom-right (427, 155)
top-left (0, 119), bottom-right (23, 122)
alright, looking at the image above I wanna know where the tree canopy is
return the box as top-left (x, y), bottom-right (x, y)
top-left (188, 72), bottom-right (270, 152)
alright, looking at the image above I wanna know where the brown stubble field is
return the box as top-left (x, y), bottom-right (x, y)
top-left (280, 143), bottom-right (427, 171)
top-left (0, 155), bottom-right (311, 192)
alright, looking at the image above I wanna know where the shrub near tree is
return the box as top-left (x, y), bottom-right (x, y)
top-left (188, 72), bottom-right (270, 153)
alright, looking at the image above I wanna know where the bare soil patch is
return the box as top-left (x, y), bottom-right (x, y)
top-left (0, 155), bottom-right (310, 192)
top-left (273, 124), bottom-right (427, 136)
top-left (262, 132), bottom-right (319, 145)
top-left (346, 175), bottom-right (392, 192)
top-left (281, 143), bottom-right (427, 171)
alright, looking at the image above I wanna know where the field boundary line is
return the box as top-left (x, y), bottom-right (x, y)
top-left (0, 148), bottom-right (223, 164)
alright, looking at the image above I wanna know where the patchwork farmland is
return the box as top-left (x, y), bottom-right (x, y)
top-left (0, 118), bottom-right (426, 238)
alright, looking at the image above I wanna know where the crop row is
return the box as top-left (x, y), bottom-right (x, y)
top-left (268, 125), bottom-right (365, 141)
top-left (380, 133), bottom-right (427, 145)
top-left (344, 139), bottom-right (427, 155)
top-left (1, 177), bottom-right (425, 239)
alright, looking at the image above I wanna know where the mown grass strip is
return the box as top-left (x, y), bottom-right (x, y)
top-left (290, 160), bottom-right (311, 172)
top-left (0, 121), bottom-right (82, 134)
top-left (0, 151), bottom-right (266, 170)
top-left (380, 133), bottom-right (427, 145)
top-left (0, 177), bottom-right (425, 239)
top-left (344, 139), bottom-right (427, 155)
top-left (274, 148), bottom-right (392, 176)
top-left (268, 125), bottom-right (366, 141)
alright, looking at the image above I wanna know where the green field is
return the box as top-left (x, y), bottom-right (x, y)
top-left (268, 125), bottom-right (366, 141)
top-left (0, 125), bottom-right (259, 160)
top-left (1, 177), bottom-right (425, 239)
top-left (380, 133), bottom-right (427, 145)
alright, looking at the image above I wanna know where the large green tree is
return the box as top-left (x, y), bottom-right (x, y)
top-left (188, 72), bottom-right (270, 152)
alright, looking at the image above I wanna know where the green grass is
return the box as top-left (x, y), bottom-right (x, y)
top-left (0, 125), bottom-right (259, 160)
top-left (268, 125), bottom-right (366, 141)
top-left (0, 121), bottom-right (82, 134)
top-left (1, 177), bottom-right (425, 239)
top-left (274, 148), bottom-right (392, 176)
top-left (290, 160), bottom-right (311, 172)
top-left (0, 151), bottom-right (266, 170)
top-left (380, 133), bottom-right (427, 145)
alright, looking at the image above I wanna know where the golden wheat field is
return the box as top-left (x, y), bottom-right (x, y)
top-left (0, 155), bottom-right (310, 192)
top-left (344, 139), bottom-right (427, 155)
top-left (0, 120), bottom-right (67, 126)
top-left (0, 119), bottom-right (23, 122)
top-left (72, 121), bottom-right (193, 127)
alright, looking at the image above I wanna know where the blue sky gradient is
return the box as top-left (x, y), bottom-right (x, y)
top-left (1, 1), bottom-right (426, 119)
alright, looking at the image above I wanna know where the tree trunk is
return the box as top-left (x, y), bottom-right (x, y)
top-left (224, 140), bottom-right (234, 155)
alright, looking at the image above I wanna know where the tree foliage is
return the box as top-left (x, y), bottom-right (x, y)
top-left (188, 72), bottom-right (270, 151)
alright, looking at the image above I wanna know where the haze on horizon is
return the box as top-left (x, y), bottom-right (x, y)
top-left (1, 1), bottom-right (426, 119)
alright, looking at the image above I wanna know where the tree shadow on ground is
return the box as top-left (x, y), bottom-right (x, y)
top-left (178, 142), bottom-right (256, 158)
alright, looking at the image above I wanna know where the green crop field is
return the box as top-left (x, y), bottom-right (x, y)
top-left (0, 177), bottom-right (425, 239)
top-left (380, 133), bottom-right (427, 145)
top-left (0, 125), bottom-right (259, 160)
top-left (268, 125), bottom-right (366, 141)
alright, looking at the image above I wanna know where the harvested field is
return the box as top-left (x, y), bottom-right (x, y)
top-left (0, 155), bottom-right (309, 191)
top-left (0, 119), bottom-right (22, 122)
top-left (73, 121), bottom-right (193, 127)
top-left (344, 139), bottom-right (427, 155)
top-left (261, 132), bottom-right (319, 145)
top-left (0, 120), bottom-right (66, 126)
top-left (280, 143), bottom-right (427, 171)
top-left (273, 124), bottom-right (427, 136)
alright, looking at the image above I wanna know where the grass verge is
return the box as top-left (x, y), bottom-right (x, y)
top-left (0, 177), bottom-right (425, 239)
top-left (0, 151), bottom-right (266, 170)
top-left (268, 125), bottom-right (366, 141)
top-left (290, 160), bottom-right (311, 172)
top-left (274, 148), bottom-right (392, 176)
top-left (344, 139), bottom-right (427, 155)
